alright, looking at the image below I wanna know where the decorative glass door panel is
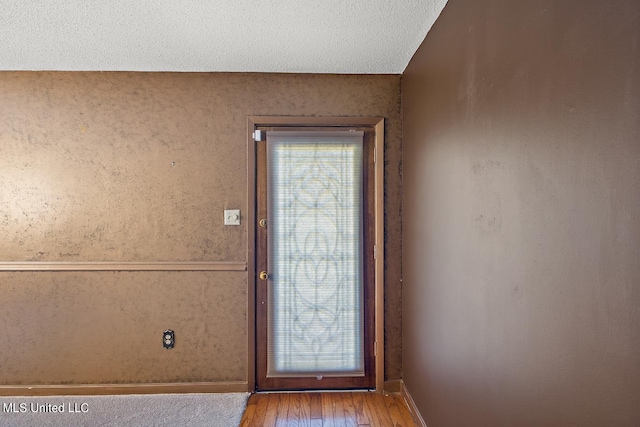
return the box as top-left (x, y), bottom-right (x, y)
top-left (266, 131), bottom-right (364, 378)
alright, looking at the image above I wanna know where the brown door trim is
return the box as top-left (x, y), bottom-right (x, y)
top-left (246, 116), bottom-right (385, 392)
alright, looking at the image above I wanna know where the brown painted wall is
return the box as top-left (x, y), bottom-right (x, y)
top-left (0, 72), bottom-right (402, 385)
top-left (402, 0), bottom-right (640, 425)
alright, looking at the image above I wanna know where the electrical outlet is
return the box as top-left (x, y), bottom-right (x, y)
top-left (163, 330), bottom-right (175, 349)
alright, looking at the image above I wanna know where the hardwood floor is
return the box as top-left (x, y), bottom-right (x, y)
top-left (239, 391), bottom-right (418, 426)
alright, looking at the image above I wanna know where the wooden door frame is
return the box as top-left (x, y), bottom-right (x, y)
top-left (246, 116), bottom-right (384, 392)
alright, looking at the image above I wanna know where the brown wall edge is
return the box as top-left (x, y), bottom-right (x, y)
top-left (0, 262), bottom-right (247, 272)
top-left (383, 379), bottom-right (401, 393)
top-left (0, 381), bottom-right (249, 396)
top-left (400, 380), bottom-right (427, 427)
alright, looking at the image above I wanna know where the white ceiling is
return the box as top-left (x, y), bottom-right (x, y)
top-left (0, 0), bottom-right (447, 74)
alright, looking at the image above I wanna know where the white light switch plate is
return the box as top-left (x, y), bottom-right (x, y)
top-left (224, 209), bottom-right (241, 225)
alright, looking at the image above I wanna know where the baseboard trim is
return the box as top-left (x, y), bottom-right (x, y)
top-left (400, 380), bottom-right (427, 427)
top-left (0, 381), bottom-right (249, 396)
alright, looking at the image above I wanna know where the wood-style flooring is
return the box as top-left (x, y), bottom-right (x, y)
top-left (239, 391), bottom-right (417, 426)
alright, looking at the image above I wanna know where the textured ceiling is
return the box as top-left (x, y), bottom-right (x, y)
top-left (0, 0), bottom-right (447, 74)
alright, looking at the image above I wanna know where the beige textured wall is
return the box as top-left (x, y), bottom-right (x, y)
top-left (1, 272), bottom-right (245, 384)
top-left (0, 72), bottom-right (402, 385)
top-left (402, 0), bottom-right (640, 425)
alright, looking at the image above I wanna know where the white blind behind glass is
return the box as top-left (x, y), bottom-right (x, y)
top-left (266, 131), bottom-right (364, 377)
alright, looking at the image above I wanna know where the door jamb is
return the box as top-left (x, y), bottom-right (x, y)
top-left (246, 116), bottom-right (384, 392)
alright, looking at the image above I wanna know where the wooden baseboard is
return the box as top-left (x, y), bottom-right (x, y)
top-left (400, 380), bottom-right (427, 427)
top-left (0, 381), bottom-right (249, 396)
